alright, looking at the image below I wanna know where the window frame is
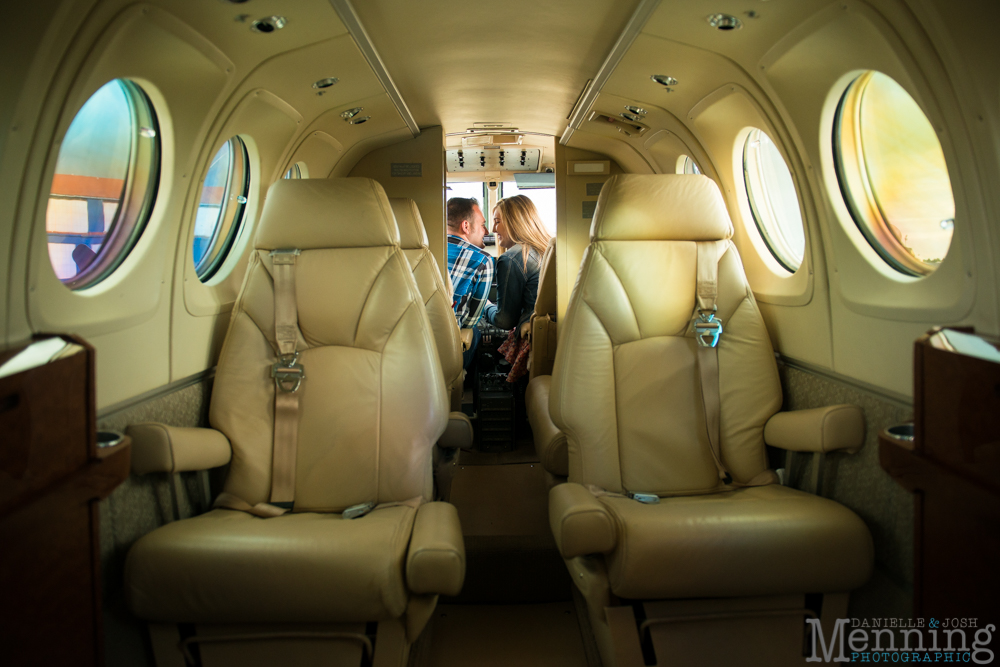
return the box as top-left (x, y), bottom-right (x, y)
top-left (48, 79), bottom-right (161, 290)
top-left (741, 128), bottom-right (806, 273)
top-left (193, 136), bottom-right (251, 282)
top-left (832, 71), bottom-right (953, 277)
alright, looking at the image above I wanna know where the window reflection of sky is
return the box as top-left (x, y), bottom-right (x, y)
top-left (45, 80), bottom-right (132, 282)
top-left (193, 142), bottom-right (233, 267)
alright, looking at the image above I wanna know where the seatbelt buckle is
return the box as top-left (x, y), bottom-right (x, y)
top-left (343, 501), bottom-right (376, 520)
top-left (694, 309), bottom-right (723, 348)
top-left (272, 351), bottom-right (305, 393)
top-left (629, 492), bottom-right (660, 504)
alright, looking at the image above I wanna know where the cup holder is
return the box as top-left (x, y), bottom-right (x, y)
top-left (884, 424), bottom-right (915, 442)
top-left (97, 430), bottom-right (124, 449)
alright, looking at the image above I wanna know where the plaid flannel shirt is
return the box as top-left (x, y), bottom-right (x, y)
top-left (447, 234), bottom-right (494, 328)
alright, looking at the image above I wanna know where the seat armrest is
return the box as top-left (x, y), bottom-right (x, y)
top-left (126, 423), bottom-right (232, 475)
top-left (764, 405), bottom-right (865, 454)
top-left (549, 483), bottom-right (616, 559)
top-left (406, 502), bottom-right (466, 596)
top-left (459, 328), bottom-right (475, 351)
top-left (438, 412), bottom-right (473, 450)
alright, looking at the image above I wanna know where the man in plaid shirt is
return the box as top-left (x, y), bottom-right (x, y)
top-left (446, 197), bottom-right (494, 368)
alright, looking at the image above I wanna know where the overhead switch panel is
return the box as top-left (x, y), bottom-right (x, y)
top-left (447, 148), bottom-right (540, 172)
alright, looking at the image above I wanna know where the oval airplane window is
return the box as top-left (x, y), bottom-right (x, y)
top-left (834, 71), bottom-right (954, 276)
top-left (742, 129), bottom-right (806, 272)
top-left (193, 136), bottom-right (250, 282)
top-left (45, 79), bottom-right (160, 289)
top-left (283, 161), bottom-right (308, 179)
top-left (676, 155), bottom-right (701, 175)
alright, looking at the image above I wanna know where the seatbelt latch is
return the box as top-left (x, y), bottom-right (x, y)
top-left (343, 502), bottom-right (376, 520)
top-left (272, 351), bottom-right (305, 393)
top-left (694, 308), bottom-right (723, 348)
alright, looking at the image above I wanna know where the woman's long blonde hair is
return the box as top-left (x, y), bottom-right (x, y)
top-left (494, 195), bottom-right (551, 267)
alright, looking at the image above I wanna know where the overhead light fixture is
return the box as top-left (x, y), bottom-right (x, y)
top-left (625, 105), bottom-right (647, 116)
top-left (620, 112), bottom-right (641, 122)
top-left (651, 75), bottom-right (678, 93)
top-left (348, 116), bottom-right (371, 125)
top-left (313, 77), bottom-right (339, 90)
top-left (251, 16), bottom-right (286, 33)
top-left (341, 107), bottom-right (364, 120)
top-left (707, 13), bottom-right (742, 30)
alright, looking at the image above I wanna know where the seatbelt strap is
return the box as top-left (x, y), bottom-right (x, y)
top-left (692, 241), bottom-right (776, 488)
top-left (269, 249), bottom-right (304, 510)
top-left (213, 491), bottom-right (290, 518)
top-left (694, 241), bottom-right (729, 482)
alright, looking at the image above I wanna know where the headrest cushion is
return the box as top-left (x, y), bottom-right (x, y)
top-left (389, 198), bottom-right (429, 250)
top-left (590, 174), bottom-right (734, 242)
top-left (255, 178), bottom-right (399, 250)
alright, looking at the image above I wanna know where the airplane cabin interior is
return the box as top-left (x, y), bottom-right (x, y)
top-left (1, 1), bottom-right (999, 666)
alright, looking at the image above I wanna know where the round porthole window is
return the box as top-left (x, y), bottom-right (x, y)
top-left (834, 71), bottom-right (955, 276)
top-left (45, 79), bottom-right (160, 289)
top-left (676, 155), bottom-right (701, 175)
top-left (742, 129), bottom-right (806, 272)
top-left (193, 137), bottom-right (250, 281)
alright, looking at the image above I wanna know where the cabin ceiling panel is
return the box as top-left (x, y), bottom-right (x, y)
top-left (349, 0), bottom-right (641, 136)
top-left (238, 35), bottom-right (387, 132)
top-left (602, 34), bottom-right (748, 125)
top-left (158, 0), bottom-right (349, 76)
top-left (642, 0), bottom-right (837, 67)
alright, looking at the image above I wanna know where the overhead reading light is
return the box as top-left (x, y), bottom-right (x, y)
top-left (707, 13), bottom-right (742, 30)
top-left (312, 77), bottom-right (339, 90)
top-left (625, 105), bottom-right (647, 116)
top-left (251, 16), bottom-right (286, 33)
top-left (341, 107), bottom-right (363, 120)
top-left (620, 111), bottom-right (641, 122)
top-left (349, 116), bottom-right (371, 125)
top-left (651, 75), bottom-right (678, 88)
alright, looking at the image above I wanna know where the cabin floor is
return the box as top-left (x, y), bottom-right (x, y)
top-left (410, 436), bottom-right (601, 667)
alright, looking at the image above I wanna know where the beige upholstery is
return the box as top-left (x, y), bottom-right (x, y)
top-left (126, 179), bottom-right (463, 632)
top-left (390, 197), bottom-right (465, 413)
top-left (438, 411), bottom-right (473, 450)
top-left (548, 482), bottom-right (615, 558)
top-left (127, 423), bottom-right (231, 475)
top-left (601, 485), bottom-right (872, 599)
top-left (526, 237), bottom-right (567, 477)
top-left (406, 502), bottom-right (466, 596)
top-left (764, 405), bottom-right (865, 453)
top-left (549, 175), bottom-right (873, 610)
top-left (127, 506), bottom-right (416, 622)
top-left (525, 376), bottom-right (567, 476)
top-left (528, 237), bottom-right (557, 381)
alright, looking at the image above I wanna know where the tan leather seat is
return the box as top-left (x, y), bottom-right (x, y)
top-left (547, 175), bottom-right (872, 666)
top-left (528, 236), bottom-right (557, 380)
top-left (390, 198), bottom-right (465, 411)
top-left (124, 179), bottom-right (465, 663)
top-left (525, 238), bottom-right (567, 477)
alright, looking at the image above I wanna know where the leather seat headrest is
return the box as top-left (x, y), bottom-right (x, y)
top-left (255, 178), bottom-right (400, 250)
top-left (590, 174), bottom-right (734, 242)
top-left (389, 198), bottom-right (429, 250)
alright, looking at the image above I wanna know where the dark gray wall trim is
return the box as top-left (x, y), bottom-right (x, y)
top-left (98, 368), bottom-right (216, 420)
top-left (777, 354), bottom-right (912, 411)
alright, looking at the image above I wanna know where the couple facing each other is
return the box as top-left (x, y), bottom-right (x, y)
top-left (445, 194), bottom-right (551, 372)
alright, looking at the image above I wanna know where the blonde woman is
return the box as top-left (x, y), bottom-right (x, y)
top-left (484, 195), bottom-right (552, 381)
top-left (484, 195), bottom-right (551, 331)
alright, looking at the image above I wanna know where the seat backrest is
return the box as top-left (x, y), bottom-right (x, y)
top-left (210, 179), bottom-right (447, 511)
top-left (390, 198), bottom-right (464, 399)
top-left (549, 174), bottom-right (782, 496)
top-left (533, 237), bottom-right (557, 319)
top-left (529, 237), bottom-right (558, 379)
